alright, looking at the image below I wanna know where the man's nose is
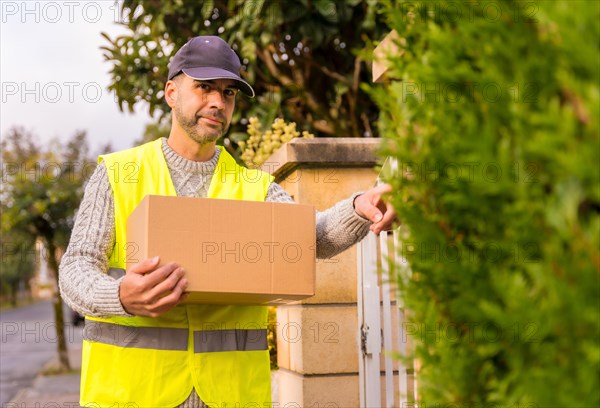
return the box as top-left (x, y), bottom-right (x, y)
top-left (206, 91), bottom-right (225, 110)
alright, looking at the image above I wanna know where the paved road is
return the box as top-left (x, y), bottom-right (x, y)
top-left (0, 300), bottom-right (82, 405)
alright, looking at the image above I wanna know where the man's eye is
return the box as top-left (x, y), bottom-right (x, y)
top-left (196, 82), bottom-right (212, 92)
top-left (224, 89), bottom-right (238, 97)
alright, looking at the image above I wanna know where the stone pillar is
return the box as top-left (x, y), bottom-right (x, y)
top-left (263, 138), bottom-right (380, 407)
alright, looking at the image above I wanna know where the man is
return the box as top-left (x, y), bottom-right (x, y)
top-left (59, 36), bottom-right (395, 408)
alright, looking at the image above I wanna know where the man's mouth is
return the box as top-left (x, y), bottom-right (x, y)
top-left (198, 115), bottom-right (225, 127)
top-left (200, 116), bottom-right (222, 125)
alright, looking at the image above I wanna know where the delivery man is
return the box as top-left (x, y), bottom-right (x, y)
top-left (59, 36), bottom-right (395, 408)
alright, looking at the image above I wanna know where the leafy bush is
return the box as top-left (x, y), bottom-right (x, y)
top-left (372, 1), bottom-right (599, 405)
top-left (0, 235), bottom-right (34, 307)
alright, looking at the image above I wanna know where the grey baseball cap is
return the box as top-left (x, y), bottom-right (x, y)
top-left (167, 36), bottom-right (255, 97)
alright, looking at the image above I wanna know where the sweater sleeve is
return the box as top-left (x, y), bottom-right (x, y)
top-left (265, 183), bottom-right (372, 259)
top-left (58, 162), bottom-right (131, 317)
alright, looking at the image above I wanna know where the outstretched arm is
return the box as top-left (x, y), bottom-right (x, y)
top-left (266, 183), bottom-right (395, 259)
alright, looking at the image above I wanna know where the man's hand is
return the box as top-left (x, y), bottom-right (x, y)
top-left (119, 256), bottom-right (188, 317)
top-left (353, 183), bottom-right (397, 235)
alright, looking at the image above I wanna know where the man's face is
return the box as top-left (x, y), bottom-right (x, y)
top-left (171, 75), bottom-right (238, 145)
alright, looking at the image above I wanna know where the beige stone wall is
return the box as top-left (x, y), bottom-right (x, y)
top-left (264, 138), bottom-right (380, 407)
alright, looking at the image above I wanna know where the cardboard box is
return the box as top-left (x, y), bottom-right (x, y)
top-left (126, 195), bottom-right (316, 305)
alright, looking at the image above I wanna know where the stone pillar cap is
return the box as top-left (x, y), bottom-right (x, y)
top-left (261, 138), bottom-right (381, 181)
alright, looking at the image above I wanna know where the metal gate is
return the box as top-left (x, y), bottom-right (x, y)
top-left (357, 159), bottom-right (416, 407)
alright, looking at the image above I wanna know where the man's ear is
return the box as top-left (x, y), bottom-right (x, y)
top-left (164, 79), bottom-right (178, 108)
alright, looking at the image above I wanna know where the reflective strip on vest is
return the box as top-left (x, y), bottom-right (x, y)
top-left (84, 320), bottom-right (188, 351)
top-left (194, 329), bottom-right (268, 353)
top-left (84, 321), bottom-right (268, 353)
top-left (107, 268), bottom-right (125, 279)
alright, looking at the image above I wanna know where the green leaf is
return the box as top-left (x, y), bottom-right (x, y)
top-left (201, 0), bottom-right (215, 20)
top-left (314, 0), bottom-right (338, 23)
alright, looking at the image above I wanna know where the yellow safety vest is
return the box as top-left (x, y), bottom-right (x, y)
top-left (81, 138), bottom-right (274, 408)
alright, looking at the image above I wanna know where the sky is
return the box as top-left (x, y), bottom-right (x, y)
top-left (1, 0), bottom-right (153, 153)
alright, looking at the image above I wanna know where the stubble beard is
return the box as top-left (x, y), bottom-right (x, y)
top-left (174, 104), bottom-right (230, 145)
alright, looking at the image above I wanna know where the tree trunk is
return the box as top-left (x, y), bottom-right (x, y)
top-left (45, 240), bottom-right (71, 372)
top-left (10, 284), bottom-right (18, 307)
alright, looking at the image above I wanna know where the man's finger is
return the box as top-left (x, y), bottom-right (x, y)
top-left (152, 279), bottom-right (188, 312)
top-left (366, 183), bottom-right (393, 206)
top-left (360, 203), bottom-right (384, 223)
top-left (381, 206), bottom-right (397, 230)
top-left (371, 183), bottom-right (393, 197)
top-left (370, 204), bottom-right (397, 235)
top-left (148, 267), bottom-right (187, 300)
top-left (127, 256), bottom-right (160, 275)
top-left (142, 262), bottom-right (180, 287)
top-left (357, 184), bottom-right (392, 220)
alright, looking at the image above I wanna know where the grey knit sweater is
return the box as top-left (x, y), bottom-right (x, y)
top-left (58, 138), bottom-right (372, 408)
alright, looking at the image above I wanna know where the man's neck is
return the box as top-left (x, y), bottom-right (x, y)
top-left (167, 132), bottom-right (217, 162)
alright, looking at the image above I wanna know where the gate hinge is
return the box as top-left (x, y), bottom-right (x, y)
top-left (360, 323), bottom-right (369, 356)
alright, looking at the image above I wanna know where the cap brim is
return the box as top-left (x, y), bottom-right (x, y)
top-left (182, 68), bottom-right (255, 97)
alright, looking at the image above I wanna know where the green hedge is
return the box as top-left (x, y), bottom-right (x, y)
top-left (372, 1), bottom-right (599, 405)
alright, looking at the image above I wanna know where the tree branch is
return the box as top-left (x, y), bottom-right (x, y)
top-left (257, 45), bottom-right (295, 87)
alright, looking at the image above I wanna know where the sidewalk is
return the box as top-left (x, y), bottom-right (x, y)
top-left (8, 343), bottom-right (82, 407)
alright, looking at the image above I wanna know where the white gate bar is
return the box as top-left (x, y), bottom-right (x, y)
top-left (357, 232), bottom-right (382, 407)
top-left (357, 237), bottom-right (367, 407)
top-left (380, 231), bottom-right (395, 407)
